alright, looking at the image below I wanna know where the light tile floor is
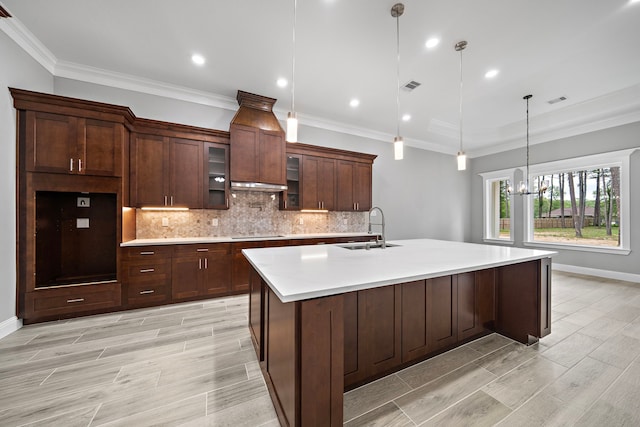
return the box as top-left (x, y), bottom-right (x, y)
top-left (1, 271), bottom-right (639, 426)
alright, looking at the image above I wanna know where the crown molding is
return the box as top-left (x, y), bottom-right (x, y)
top-left (0, 11), bottom-right (56, 73)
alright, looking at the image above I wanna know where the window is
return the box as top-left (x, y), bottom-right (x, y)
top-left (523, 149), bottom-right (633, 254)
top-left (480, 169), bottom-right (515, 242)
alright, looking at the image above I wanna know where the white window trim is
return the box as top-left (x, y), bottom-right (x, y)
top-left (479, 168), bottom-right (515, 244)
top-left (521, 148), bottom-right (635, 255)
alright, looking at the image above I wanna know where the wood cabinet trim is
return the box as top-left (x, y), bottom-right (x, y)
top-left (286, 142), bottom-right (376, 164)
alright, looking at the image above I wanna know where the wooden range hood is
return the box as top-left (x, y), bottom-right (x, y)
top-left (229, 91), bottom-right (287, 191)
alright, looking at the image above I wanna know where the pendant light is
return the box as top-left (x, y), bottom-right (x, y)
top-left (511, 94), bottom-right (548, 195)
top-left (286, 0), bottom-right (298, 143)
top-left (455, 40), bottom-right (467, 171)
top-left (391, 3), bottom-right (404, 160)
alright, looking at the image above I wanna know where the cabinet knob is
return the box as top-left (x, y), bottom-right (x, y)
top-left (140, 268), bottom-right (155, 273)
top-left (66, 298), bottom-right (84, 303)
top-left (69, 158), bottom-right (74, 172)
top-left (140, 251), bottom-right (155, 255)
top-left (78, 159), bottom-right (83, 172)
top-left (139, 290), bottom-right (155, 295)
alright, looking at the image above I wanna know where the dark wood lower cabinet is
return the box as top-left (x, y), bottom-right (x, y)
top-left (172, 244), bottom-right (231, 300)
top-left (252, 259), bottom-right (552, 426)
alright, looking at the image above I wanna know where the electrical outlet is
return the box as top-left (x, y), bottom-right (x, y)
top-left (212, 218), bottom-right (219, 226)
top-left (298, 217), bottom-right (304, 225)
top-left (162, 217), bottom-right (169, 227)
top-left (343, 219), bottom-right (348, 225)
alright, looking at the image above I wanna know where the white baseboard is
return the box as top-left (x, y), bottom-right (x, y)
top-left (0, 316), bottom-right (22, 340)
top-left (554, 263), bottom-right (640, 284)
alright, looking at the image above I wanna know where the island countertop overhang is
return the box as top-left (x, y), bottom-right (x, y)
top-left (243, 238), bottom-right (556, 303)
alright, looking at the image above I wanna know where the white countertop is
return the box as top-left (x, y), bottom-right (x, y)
top-left (243, 238), bottom-right (556, 303)
top-left (120, 232), bottom-right (375, 247)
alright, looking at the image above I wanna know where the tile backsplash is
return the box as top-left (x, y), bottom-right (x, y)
top-left (136, 191), bottom-right (367, 239)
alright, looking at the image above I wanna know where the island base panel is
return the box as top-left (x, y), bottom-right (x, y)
top-left (262, 287), bottom-right (344, 427)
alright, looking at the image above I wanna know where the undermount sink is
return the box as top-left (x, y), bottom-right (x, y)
top-left (338, 242), bottom-right (401, 250)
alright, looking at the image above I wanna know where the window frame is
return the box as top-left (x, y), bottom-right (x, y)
top-left (522, 149), bottom-right (634, 255)
top-left (480, 168), bottom-right (516, 244)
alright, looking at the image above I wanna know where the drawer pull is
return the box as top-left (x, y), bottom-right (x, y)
top-left (67, 298), bottom-right (85, 303)
top-left (140, 268), bottom-right (155, 273)
top-left (196, 248), bottom-right (209, 252)
top-left (140, 251), bottom-right (155, 255)
top-left (139, 290), bottom-right (155, 295)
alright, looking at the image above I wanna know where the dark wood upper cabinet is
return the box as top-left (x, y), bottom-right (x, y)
top-left (130, 133), bottom-right (167, 207)
top-left (130, 134), bottom-right (203, 208)
top-left (25, 111), bottom-right (124, 177)
top-left (336, 160), bottom-right (372, 211)
top-left (302, 155), bottom-right (335, 210)
top-left (286, 142), bottom-right (376, 212)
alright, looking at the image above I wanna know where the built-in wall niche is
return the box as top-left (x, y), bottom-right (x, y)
top-left (35, 191), bottom-right (117, 288)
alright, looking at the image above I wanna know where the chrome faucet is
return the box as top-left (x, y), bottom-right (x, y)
top-left (368, 206), bottom-right (386, 249)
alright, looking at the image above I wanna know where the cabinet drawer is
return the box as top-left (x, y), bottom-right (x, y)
top-left (25, 283), bottom-right (121, 319)
top-left (122, 246), bottom-right (172, 261)
top-left (127, 282), bottom-right (170, 306)
top-left (125, 259), bottom-right (171, 280)
top-left (173, 243), bottom-right (231, 256)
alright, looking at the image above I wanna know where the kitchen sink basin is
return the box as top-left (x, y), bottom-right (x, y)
top-left (338, 242), bottom-right (401, 250)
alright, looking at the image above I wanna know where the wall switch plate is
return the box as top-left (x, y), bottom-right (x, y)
top-left (343, 219), bottom-right (348, 225)
top-left (162, 217), bottom-right (169, 227)
top-left (212, 218), bottom-right (219, 226)
top-left (76, 218), bottom-right (90, 228)
top-left (299, 218), bottom-right (304, 225)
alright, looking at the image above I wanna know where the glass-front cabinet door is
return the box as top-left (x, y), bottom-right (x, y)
top-left (281, 154), bottom-right (301, 210)
top-left (204, 142), bottom-right (229, 209)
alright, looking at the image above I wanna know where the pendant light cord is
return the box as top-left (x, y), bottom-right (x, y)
top-left (291, 0), bottom-right (297, 113)
top-left (458, 48), bottom-right (463, 153)
top-left (525, 95), bottom-right (530, 190)
top-left (395, 11), bottom-right (400, 137)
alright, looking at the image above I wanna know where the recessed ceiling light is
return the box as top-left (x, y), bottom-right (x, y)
top-left (485, 69), bottom-right (499, 79)
top-left (191, 54), bottom-right (205, 66)
top-left (349, 99), bottom-right (360, 108)
top-left (277, 78), bottom-right (288, 88)
top-left (402, 114), bottom-right (411, 122)
top-left (425, 38), bottom-right (440, 49)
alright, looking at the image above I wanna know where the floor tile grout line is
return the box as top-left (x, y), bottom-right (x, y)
top-left (87, 402), bottom-right (102, 427)
top-left (39, 367), bottom-right (57, 386)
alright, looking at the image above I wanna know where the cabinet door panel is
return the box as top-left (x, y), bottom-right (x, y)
top-left (171, 256), bottom-right (201, 300)
top-left (477, 268), bottom-right (496, 331)
top-left (319, 158), bottom-right (336, 210)
top-left (230, 125), bottom-right (259, 182)
top-left (170, 138), bottom-right (203, 208)
top-left (336, 161), bottom-right (354, 211)
top-left (26, 111), bottom-right (77, 174)
top-left (401, 280), bottom-right (429, 362)
top-left (457, 272), bottom-right (479, 340)
top-left (354, 162), bottom-right (372, 211)
top-left (301, 156), bottom-right (320, 209)
top-left (359, 285), bottom-right (402, 377)
top-left (259, 129), bottom-right (286, 185)
top-left (343, 292), bottom-right (359, 378)
top-left (202, 249), bottom-right (232, 296)
top-left (130, 134), bottom-right (167, 206)
top-left (82, 119), bottom-right (123, 177)
top-left (427, 276), bottom-right (457, 350)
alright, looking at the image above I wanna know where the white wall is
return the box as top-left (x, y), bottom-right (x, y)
top-left (54, 77), bottom-right (472, 242)
top-left (470, 122), bottom-right (640, 278)
top-left (0, 29), bottom-right (53, 335)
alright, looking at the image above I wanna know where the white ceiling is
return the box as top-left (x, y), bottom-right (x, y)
top-left (2, 0), bottom-right (640, 157)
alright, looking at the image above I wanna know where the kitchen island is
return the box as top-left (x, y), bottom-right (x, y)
top-left (243, 239), bottom-right (554, 426)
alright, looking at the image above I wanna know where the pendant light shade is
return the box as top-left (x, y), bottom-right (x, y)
top-left (455, 40), bottom-right (468, 171)
top-left (286, 111), bottom-right (298, 143)
top-left (394, 136), bottom-right (404, 160)
top-left (391, 3), bottom-right (404, 160)
top-left (286, 0), bottom-right (298, 143)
